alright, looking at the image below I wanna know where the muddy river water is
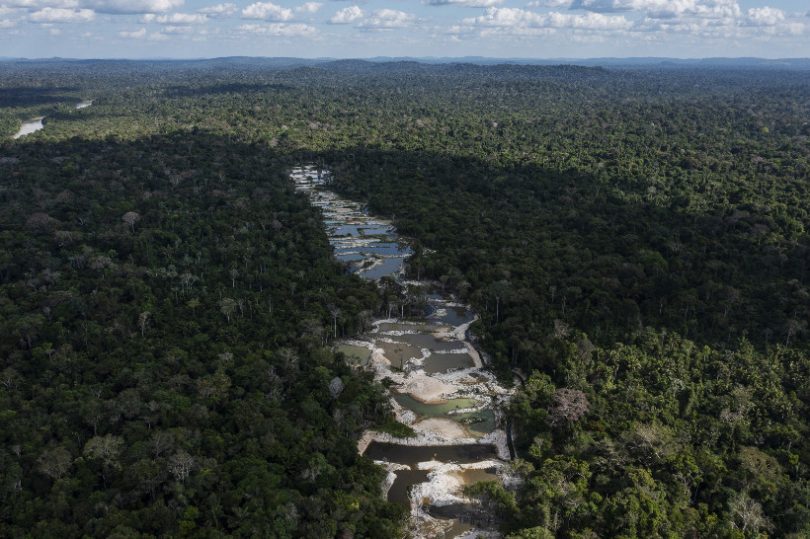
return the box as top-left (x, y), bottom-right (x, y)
top-left (292, 165), bottom-right (512, 538)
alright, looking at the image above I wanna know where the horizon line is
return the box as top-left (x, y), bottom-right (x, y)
top-left (3, 55), bottom-right (810, 62)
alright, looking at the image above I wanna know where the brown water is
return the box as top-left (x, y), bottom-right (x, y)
top-left (388, 469), bottom-right (431, 505)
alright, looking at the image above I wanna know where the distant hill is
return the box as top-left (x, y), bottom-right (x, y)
top-left (2, 56), bottom-right (810, 70)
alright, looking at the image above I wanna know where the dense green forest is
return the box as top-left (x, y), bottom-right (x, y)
top-left (1, 60), bottom-right (809, 537)
top-left (0, 125), bottom-right (405, 536)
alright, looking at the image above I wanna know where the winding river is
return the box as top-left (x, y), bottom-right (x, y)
top-left (12, 100), bottom-right (93, 140)
top-left (292, 165), bottom-right (512, 538)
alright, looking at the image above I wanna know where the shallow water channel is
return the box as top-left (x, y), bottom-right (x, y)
top-left (292, 165), bottom-right (511, 538)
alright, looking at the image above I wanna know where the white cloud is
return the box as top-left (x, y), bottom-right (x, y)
top-left (4, 0), bottom-right (79, 7)
top-left (238, 22), bottom-right (316, 35)
top-left (649, 0), bottom-right (740, 20)
top-left (786, 21), bottom-right (804, 35)
top-left (329, 5), bottom-right (414, 27)
top-left (360, 8), bottom-right (415, 28)
top-left (142, 12), bottom-right (207, 23)
top-left (527, 0), bottom-right (572, 7)
top-left (745, 6), bottom-right (783, 26)
top-left (465, 7), bottom-right (631, 30)
top-left (119, 26), bottom-right (146, 37)
top-left (428, 0), bottom-right (504, 7)
top-left (570, 0), bottom-right (741, 19)
top-left (570, 0), bottom-right (659, 13)
top-left (29, 7), bottom-right (94, 22)
top-left (119, 26), bottom-right (171, 40)
top-left (198, 3), bottom-right (236, 17)
top-left (83, 0), bottom-right (184, 14)
top-left (0, 19), bottom-right (17, 28)
top-left (296, 2), bottom-right (322, 14)
top-left (241, 2), bottom-right (293, 21)
top-left (162, 24), bottom-right (194, 33)
top-left (329, 4), bottom-right (362, 23)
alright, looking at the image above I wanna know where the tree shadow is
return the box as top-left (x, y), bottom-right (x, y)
top-left (0, 87), bottom-right (81, 108)
top-left (163, 83), bottom-right (295, 98)
top-left (296, 146), bottom-right (810, 353)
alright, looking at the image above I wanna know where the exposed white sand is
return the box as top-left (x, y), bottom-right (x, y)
top-left (413, 417), bottom-right (470, 439)
top-left (399, 371), bottom-right (458, 403)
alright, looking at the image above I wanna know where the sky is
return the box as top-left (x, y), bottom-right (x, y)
top-left (0, 0), bottom-right (808, 59)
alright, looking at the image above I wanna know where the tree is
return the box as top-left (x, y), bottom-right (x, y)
top-left (122, 211), bottom-right (141, 232)
top-left (26, 212), bottom-right (59, 230)
top-left (168, 450), bottom-right (195, 482)
top-left (547, 388), bottom-right (589, 427)
top-left (328, 304), bottom-right (340, 339)
top-left (329, 377), bottom-right (345, 399)
top-left (37, 447), bottom-right (72, 481)
top-left (729, 492), bottom-right (772, 535)
top-left (219, 297), bottom-right (237, 322)
top-left (83, 434), bottom-right (124, 480)
top-left (138, 311), bottom-right (151, 337)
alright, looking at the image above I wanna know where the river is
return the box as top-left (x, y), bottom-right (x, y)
top-left (292, 165), bottom-right (512, 538)
top-left (12, 100), bottom-right (93, 140)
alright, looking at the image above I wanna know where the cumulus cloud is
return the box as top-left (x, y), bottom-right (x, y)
top-left (4, 0), bottom-right (78, 7)
top-left (296, 1), bottom-right (322, 13)
top-left (119, 22), bottom-right (193, 40)
top-left (238, 22), bottom-right (316, 36)
top-left (142, 12), bottom-right (207, 23)
top-left (527, 0), bottom-right (572, 6)
top-left (649, 0), bottom-right (740, 19)
top-left (84, 0), bottom-right (184, 14)
top-left (360, 8), bottom-right (415, 28)
top-left (162, 24), bottom-right (193, 33)
top-left (465, 7), bottom-right (631, 30)
top-left (329, 5), bottom-right (362, 23)
top-left (570, 0), bottom-right (741, 19)
top-left (241, 2), bottom-right (293, 21)
top-left (570, 0), bottom-right (656, 13)
top-left (29, 7), bottom-right (94, 22)
top-left (198, 3), bottom-right (236, 17)
top-left (7, 0), bottom-right (805, 48)
top-left (553, 0), bottom-right (805, 38)
top-left (119, 26), bottom-right (147, 37)
top-left (745, 6), bottom-right (783, 26)
top-left (428, 0), bottom-right (504, 7)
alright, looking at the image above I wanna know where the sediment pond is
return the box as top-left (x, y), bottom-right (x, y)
top-left (292, 165), bottom-right (512, 538)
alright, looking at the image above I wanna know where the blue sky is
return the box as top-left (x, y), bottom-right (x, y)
top-left (0, 0), bottom-right (808, 58)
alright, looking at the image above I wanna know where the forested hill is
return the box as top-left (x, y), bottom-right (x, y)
top-left (1, 60), bottom-right (810, 537)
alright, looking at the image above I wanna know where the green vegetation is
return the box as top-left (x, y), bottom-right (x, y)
top-left (2, 59), bottom-right (809, 537)
top-left (0, 131), bottom-right (405, 536)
